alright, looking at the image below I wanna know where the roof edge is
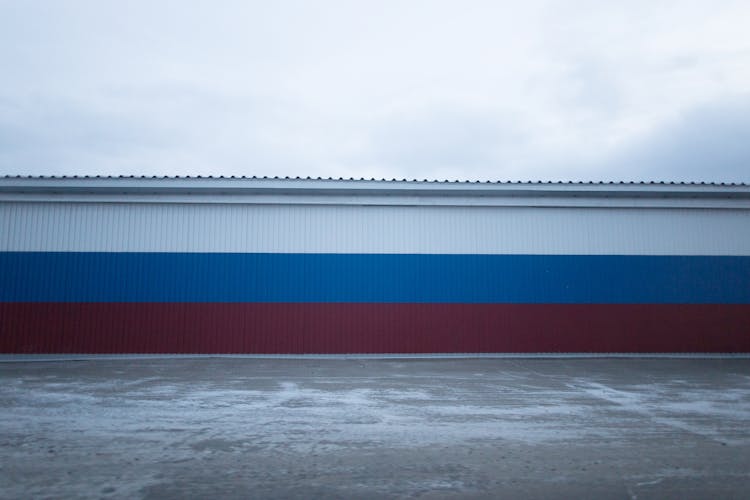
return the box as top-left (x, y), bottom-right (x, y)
top-left (1, 175), bottom-right (750, 203)
top-left (1, 174), bottom-right (748, 187)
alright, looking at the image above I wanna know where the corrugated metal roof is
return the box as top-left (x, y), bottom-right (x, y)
top-left (1, 174), bottom-right (747, 186)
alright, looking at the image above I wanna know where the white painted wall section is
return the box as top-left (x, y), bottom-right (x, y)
top-left (1, 202), bottom-right (749, 255)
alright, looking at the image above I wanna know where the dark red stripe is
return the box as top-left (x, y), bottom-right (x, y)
top-left (1, 303), bottom-right (749, 354)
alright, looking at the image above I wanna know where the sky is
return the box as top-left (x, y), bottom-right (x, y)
top-left (1, 0), bottom-right (749, 183)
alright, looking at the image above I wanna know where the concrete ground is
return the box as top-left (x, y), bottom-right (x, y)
top-left (1, 358), bottom-right (749, 499)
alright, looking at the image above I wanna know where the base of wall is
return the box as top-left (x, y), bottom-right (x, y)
top-left (2, 352), bottom-right (750, 363)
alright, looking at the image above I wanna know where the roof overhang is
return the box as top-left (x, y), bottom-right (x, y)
top-left (1, 176), bottom-right (749, 209)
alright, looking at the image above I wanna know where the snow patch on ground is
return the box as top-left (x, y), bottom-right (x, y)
top-left (2, 359), bottom-right (750, 498)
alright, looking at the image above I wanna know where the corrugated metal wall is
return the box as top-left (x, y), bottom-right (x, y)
top-left (2, 303), bottom-right (749, 354)
top-left (2, 202), bottom-right (749, 254)
top-left (1, 199), bottom-right (749, 354)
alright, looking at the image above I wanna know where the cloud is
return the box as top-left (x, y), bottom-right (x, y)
top-left (0, 1), bottom-right (749, 181)
top-left (0, 95), bottom-right (169, 175)
top-left (357, 107), bottom-right (528, 180)
top-left (604, 96), bottom-right (750, 182)
top-left (0, 87), bottom-right (278, 176)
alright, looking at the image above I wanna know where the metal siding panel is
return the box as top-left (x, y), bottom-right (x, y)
top-left (2, 202), bottom-right (750, 255)
top-left (2, 303), bottom-right (750, 354)
top-left (2, 196), bottom-right (750, 355)
top-left (3, 253), bottom-right (749, 304)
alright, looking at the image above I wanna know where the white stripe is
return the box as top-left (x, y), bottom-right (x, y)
top-left (2, 202), bottom-right (749, 255)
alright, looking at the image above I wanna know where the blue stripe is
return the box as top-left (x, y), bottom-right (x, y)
top-left (1, 252), bottom-right (749, 304)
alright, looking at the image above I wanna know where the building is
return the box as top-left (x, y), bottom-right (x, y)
top-left (1, 176), bottom-right (749, 354)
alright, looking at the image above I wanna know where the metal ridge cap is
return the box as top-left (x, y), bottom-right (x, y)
top-left (1, 174), bottom-right (749, 186)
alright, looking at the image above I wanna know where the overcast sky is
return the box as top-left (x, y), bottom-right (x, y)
top-left (1, 1), bottom-right (749, 182)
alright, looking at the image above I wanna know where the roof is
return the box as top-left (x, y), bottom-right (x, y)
top-left (1, 175), bottom-right (749, 208)
top-left (1, 174), bottom-right (747, 186)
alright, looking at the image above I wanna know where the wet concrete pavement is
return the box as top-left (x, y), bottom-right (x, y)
top-left (1, 358), bottom-right (749, 499)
